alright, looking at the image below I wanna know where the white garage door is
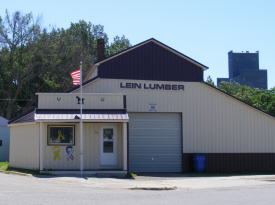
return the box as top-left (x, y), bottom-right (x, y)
top-left (129, 113), bottom-right (182, 172)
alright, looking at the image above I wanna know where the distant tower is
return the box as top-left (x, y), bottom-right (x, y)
top-left (217, 51), bottom-right (267, 89)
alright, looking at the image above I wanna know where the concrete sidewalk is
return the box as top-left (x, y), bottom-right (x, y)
top-left (29, 173), bottom-right (275, 190)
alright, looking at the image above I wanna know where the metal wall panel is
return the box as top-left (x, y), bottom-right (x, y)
top-left (98, 42), bottom-right (203, 82)
top-left (0, 126), bottom-right (10, 161)
top-left (183, 153), bottom-right (275, 172)
top-left (43, 123), bottom-right (123, 170)
top-left (9, 124), bottom-right (39, 169)
top-left (80, 79), bottom-right (275, 154)
top-left (43, 123), bottom-right (79, 170)
top-left (0, 117), bottom-right (10, 162)
top-left (37, 93), bottom-right (124, 110)
top-left (128, 113), bottom-right (182, 172)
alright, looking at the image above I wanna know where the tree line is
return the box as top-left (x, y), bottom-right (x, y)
top-left (0, 10), bottom-right (131, 120)
top-left (206, 76), bottom-right (275, 116)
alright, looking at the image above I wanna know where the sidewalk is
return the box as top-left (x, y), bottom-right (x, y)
top-left (32, 173), bottom-right (275, 190)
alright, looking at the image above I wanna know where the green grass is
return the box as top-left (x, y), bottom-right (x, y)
top-left (0, 162), bottom-right (40, 175)
top-left (126, 172), bottom-right (137, 178)
top-left (0, 162), bottom-right (9, 171)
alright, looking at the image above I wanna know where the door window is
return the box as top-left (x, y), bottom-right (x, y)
top-left (103, 128), bottom-right (113, 153)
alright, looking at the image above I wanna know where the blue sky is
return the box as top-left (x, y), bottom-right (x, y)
top-left (2, 0), bottom-right (275, 88)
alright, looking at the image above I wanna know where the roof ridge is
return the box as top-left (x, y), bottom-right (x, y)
top-left (94, 38), bottom-right (208, 70)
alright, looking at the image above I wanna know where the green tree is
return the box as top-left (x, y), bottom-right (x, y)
top-left (218, 81), bottom-right (275, 116)
top-left (0, 11), bottom-right (132, 119)
top-left (0, 10), bottom-right (42, 119)
top-left (205, 75), bottom-right (216, 87)
top-left (106, 35), bottom-right (132, 57)
top-left (218, 81), bottom-right (241, 96)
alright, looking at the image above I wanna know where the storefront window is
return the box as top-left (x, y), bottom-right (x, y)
top-left (48, 125), bottom-right (75, 146)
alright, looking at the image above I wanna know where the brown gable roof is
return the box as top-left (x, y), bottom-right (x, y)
top-left (95, 38), bottom-right (208, 70)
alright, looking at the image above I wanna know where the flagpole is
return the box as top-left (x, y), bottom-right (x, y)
top-left (80, 61), bottom-right (83, 175)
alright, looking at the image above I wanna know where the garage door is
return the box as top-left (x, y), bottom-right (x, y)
top-left (129, 113), bottom-right (182, 172)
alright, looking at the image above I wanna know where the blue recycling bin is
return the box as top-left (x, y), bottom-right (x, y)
top-left (193, 154), bottom-right (206, 172)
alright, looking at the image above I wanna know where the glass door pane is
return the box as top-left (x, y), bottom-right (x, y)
top-left (103, 128), bottom-right (113, 153)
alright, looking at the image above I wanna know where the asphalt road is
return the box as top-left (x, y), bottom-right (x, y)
top-left (1, 172), bottom-right (275, 205)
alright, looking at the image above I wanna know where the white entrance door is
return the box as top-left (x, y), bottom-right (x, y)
top-left (100, 125), bottom-right (117, 165)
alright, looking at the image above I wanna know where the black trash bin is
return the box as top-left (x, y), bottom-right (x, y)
top-left (193, 154), bottom-right (206, 172)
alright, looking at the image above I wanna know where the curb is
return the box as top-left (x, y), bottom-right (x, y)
top-left (0, 170), bottom-right (33, 177)
top-left (130, 186), bottom-right (177, 190)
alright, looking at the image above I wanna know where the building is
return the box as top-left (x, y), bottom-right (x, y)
top-left (0, 116), bottom-right (10, 162)
top-left (8, 38), bottom-right (275, 174)
top-left (217, 51), bottom-right (267, 89)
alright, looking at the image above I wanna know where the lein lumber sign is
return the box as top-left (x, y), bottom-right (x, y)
top-left (119, 82), bottom-right (184, 91)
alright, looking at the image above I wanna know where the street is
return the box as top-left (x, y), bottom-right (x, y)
top-left (1, 172), bottom-right (275, 205)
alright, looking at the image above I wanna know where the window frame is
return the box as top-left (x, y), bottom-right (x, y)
top-left (103, 128), bottom-right (114, 153)
top-left (47, 125), bottom-right (75, 146)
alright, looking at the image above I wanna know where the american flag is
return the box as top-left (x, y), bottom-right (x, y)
top-left (70, 69), bottom-right (80, 85)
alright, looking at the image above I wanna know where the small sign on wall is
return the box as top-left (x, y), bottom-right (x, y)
top-left (149, 103), bottom-right (157, 112)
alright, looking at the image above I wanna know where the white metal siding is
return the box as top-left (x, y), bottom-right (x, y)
top-left (80, 79), bottom-right (275, 154)
top-left (128, 113), bottom-right (182, 172)
top-left (43, 123), bottom-right (123, 170)
top-left (9, 124), bottom-right (39, 169)
top-left (37, 93), bottom-right (124, 110)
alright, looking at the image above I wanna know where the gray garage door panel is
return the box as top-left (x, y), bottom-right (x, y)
top-left (129, 113), bottom-right (182, 172)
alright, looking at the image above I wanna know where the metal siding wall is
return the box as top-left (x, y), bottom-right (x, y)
top-left (117, 123), bottom-right (123, 168)
top-left (183, 153), bottom-right (275, 172)
top-left (43, 123), bottom-right (123, 170)
top-left (81, 79), bottom-right (275, 154)
top-left (38, 94), bottom-right (124, 110)
top-left (0, 126), bottom-right (10, 162)
top-left (128, 113), bottom-right (182, 172)
top-left (82, 79), bottom-right (187, 113)
top-left (98, 42), bottom-right (203, 82)
top-left (9, 124), bottom-right (39, 170)
top-left (43, 123), bottom-right (80, 170)
top-left (83, 123), bottom-right (99, 169)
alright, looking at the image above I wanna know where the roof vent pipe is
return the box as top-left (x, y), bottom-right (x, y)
top-left (97, 38), bottom-right (105, 62)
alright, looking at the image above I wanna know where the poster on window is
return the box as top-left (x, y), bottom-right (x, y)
top-left (48, 126), bottom-right (74, 145)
